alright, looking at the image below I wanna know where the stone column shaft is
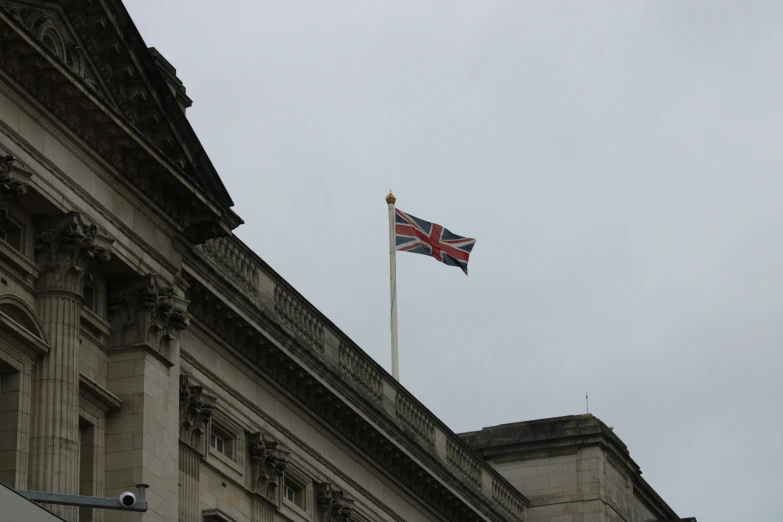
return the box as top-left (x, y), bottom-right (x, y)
top-left (28, 212), bottom-right (112, 522)
top-left (178, 445), bottom-right (200, 522)
top-left (29, 293), bottom-right (82, 520)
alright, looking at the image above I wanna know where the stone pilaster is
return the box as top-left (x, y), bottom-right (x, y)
top-left (105, 274), bottom-right (188, 522)
top-left (29, 212), bottom-right (112, 522)
top-left (251, 496), bottom-right (276, 522)
top-left (178, 374), bottom-right (216, 521)
top-left (107, 274), bottom-right (189, 366)
top-left (178, 445), bottom-right (200, 522)
top-left (179, 374), bottom-right (216, 451)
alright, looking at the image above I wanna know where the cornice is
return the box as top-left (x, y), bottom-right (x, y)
top-left (181, 349), bottom-right (429, 522)
top-left (78, 372), bottom-right (122, 412)
top-left (0, 309), bottom-right (49, 358)
top-left (0, 6), bottom-right (234, 241)
top-left (0, 114), bottom-right (180, 277)
top-left (183, 245), bottom-right (528, 522)
top-left (181, 284), bottom-right (520, 522)
top-left (463, 417), bottom-right (681, 521)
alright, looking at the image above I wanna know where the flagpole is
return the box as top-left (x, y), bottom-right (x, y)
top-left (386, 191), bottom-right (399, 381)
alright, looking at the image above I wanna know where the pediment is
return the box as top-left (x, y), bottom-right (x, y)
top-left (0, 0), bottom-right (234, 217)
top-left (0, 294), bottom-right (49, 345)
top-left (0, 0), bottom-right (119, 111)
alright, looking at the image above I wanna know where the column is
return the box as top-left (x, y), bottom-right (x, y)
top-left (29, 212), bottom-right (112, 521)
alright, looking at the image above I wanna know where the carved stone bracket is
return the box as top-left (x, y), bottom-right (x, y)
top-left (248, 432), bottom-right (289, 501)
top-left (34, 211), bottom-right (113, 295)
top-left (108, 274), bottom-right (189, 365)
top-left (179, 374), bottom-right (217, 453)
top-left (317, 483), bottom-right (354, 522)
top-left (0, 154), bottom-right (30, 215)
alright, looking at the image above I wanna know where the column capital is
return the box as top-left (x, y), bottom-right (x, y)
top-left (34, 212), bottom-right (113, 296)
top-left (179, 374), bottom-right (217, 454)
top-left (107, 274), bottom-right (189, 365)
top-left (249, 431), bottom-right (289, 501)
top-left (0, 154), bottom-right (31, 214)
top-left (318, 483), bottom-right (354, 522)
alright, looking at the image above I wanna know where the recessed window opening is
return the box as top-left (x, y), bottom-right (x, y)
top-left (210, 433), bottom-right (225, 454)
top-left (283, 478), bottom-right (304, 508)
top-left (83, 281), bottom-right (96, 312)
top-left (209, 424), bottom-right (234, 460)
top-left (0, 216), bottom-right (23, 253)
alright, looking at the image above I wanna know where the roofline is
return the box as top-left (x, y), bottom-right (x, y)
top-left (106, 0), bottom-right (236, 212)
top-left (461, 414), bottom-right (685, 521)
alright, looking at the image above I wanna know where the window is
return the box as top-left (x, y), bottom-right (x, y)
top-left (210, 433), bottom-right (225, 454)
top-left (208, 424), bottom-right (234, 460)
top-left (283, 478), bottom-right (304, 508)
top-left (0, 216), bottom-right (22, 253)
top-left (0, 278), bottom-right (6, 294)
top-left (83, 282), bottom-right (96, 312)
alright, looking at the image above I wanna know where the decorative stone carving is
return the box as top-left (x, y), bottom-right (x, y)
top-left (274, 285), bottom-right (325, 353)
top-left (4, 4), bottom-right (102, 93)
top-left (34, 212), bottom-right (113, 295)
top-left (179, 374), bottom-right (217, 452)
top-left (248, 432), bottom-right (289, 499)
top-left (338, 342), bottom-right (383, 402)
top-left (198, 237), bottom-right (260, 296)
top-left (395, 393), bottom-right (435, 446)
top-left (183, 274), bottom-right (524, 522)
top-left (493, 479), bottom-right (525, 521)
top-left (317, 483), bottom-right (354, 522)
top-left (0, 155), bottom-right (29, 215)
top-left (446, 438), bottom-right (482, 490)
top-left (108, 274), bottom-right (189, 364)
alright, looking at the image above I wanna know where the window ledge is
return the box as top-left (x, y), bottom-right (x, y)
top-left (203, 508), bottom-right (238, 522)
top-left (0, 242), bottom-right (36, 278)
top-left (282, 498), bottom-right (310, 520)
top-left (208, 445), bottom-right (242, 474)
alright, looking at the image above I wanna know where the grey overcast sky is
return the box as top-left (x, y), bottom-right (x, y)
top-left (129, 1), bottom-right (780, 520)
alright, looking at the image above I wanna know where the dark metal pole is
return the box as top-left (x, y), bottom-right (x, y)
top-left (16, 484), bottom-right (149, 512)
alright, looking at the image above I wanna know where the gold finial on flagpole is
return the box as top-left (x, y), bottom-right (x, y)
top-left (385, 191), bottom-right (396, 204)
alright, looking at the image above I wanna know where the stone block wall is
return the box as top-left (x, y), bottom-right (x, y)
top-left (493, 447), bottom-right (604, 522)
top-left (462, 415), bottom-right (689, 522)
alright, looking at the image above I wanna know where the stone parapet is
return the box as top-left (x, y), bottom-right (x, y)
top-left (460, 414), bottom-right (692, 522)
top-left (187, 233), bottom-right (529, 522)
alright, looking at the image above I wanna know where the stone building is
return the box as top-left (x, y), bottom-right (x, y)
top-left (0, 1), bottom-right (696, 521)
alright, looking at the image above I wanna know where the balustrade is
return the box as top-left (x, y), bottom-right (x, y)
top-left (274, 285), bottom-right (325, 353)
top-left (395, 394), bottom-right (435, 445)
top-left (192, 234), bottom-right (528, 517)
top-left (493, 478), bottom-right (525, 520)
top-left (338, 343), bottom-right (383, 401)
top-left (198, 237), bottom-right (259, 295)
top-left (447, 438), bottom-right (482, 489)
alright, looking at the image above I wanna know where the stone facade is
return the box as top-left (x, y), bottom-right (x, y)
top-left (0, 1), bottom-right (694, 522)
top-left (461, 416), bottom-right (696, 522)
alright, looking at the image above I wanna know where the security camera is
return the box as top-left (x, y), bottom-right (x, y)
top-left (119, 491), bottom-right (136, 508)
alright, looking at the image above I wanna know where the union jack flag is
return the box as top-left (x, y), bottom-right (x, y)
top-left (395, 208), bottom-right (476, 275)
